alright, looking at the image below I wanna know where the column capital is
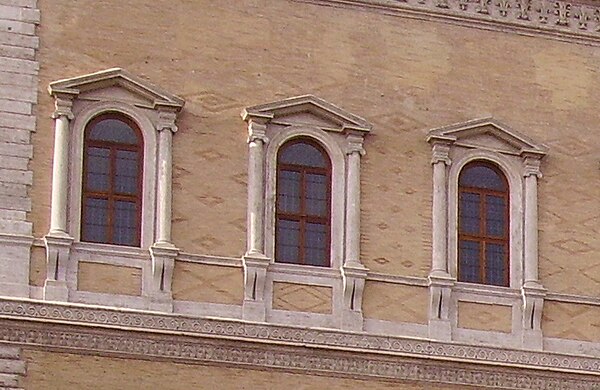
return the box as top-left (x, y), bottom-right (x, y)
top-left (247, 120), bottom-right (269, 144)
top-left (431, 142), bottom-right (451, 165)
top-left (51, 95), bottom-right (74, 120)
top-left (345, 132), bottom-right (366, 156)
top-left (157, 109), bottom-right (179, 133)
top-left (523, 155), bottom-right (542, 178)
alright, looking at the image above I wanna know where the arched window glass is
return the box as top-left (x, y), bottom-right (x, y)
top-left (458, 161), bottom-right (509, 286)
top-left (276, 138), bottom-right (331, 266)
top-left (81, 113), bottom-right (143, 246)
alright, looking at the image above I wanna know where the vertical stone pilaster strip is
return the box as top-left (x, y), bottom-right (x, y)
top-left (0, 0), bottom-right (40, 297)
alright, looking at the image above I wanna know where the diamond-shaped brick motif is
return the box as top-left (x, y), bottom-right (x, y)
top-left (185, 90), bottom-right (239, 113)
top-left (273, 282), bottom-right (331, 314)
top-left (173, 263), bottom-right (242, 305)
top-left (363, 283), bottom-right (428, 324)
top-left (551, 238), bottom-right (592, 254)
top-left (195, 194), bottom-right (225, 206)
top-left (194, 148), bottom-right (226, 161)
top-left (373, 257), bottom-right (390, 265)
top-left (543, 302), bottom-right (600, 342)
top-left (192, 235), bottom-right (223, 251)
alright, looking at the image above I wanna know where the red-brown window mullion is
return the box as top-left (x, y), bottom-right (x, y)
top-left (299, 167), bottom-right (307, 265)
top-left (107, 144), bottom-right (116, 244)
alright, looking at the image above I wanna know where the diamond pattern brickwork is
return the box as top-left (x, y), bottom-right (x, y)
top-left (543, 302), bottom-right (600, 342)
top-left (362, 282), bottom-right (428, 324)
top-left (272, 282), bottom-right (332, 314)
top-left (172, 262), bottom-right (243, 305)
top-left (457, 301), bottom-right (512, 334)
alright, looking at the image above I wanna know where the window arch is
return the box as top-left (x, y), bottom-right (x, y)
top-left (81, 113), bottom-right (143, 246)
top-left (458, 161), bottom-right (509, 286)
top-left (275, 138), bottom-right (332, 267)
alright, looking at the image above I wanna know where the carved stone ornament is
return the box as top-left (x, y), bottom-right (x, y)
top-left (1, 298), bottom-right (599, 381)
top-left (296, 0), bottom-right (600, 46)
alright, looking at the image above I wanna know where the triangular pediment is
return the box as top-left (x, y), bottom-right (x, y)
top-left (242, 95), bottom-right (371, 133)
top-left (48, 68), bottom-right (184, 110)
top-left (427, 118), bottom-right (547, 156)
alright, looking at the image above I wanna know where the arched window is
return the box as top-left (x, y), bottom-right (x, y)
top-left (458, 161), bottom-right (509, 286)
top-left (81, 113), bottom-right (143, 246)
top-left (275, 138), bottom-right (331, 267)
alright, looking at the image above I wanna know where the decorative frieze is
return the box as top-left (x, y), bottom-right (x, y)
top-left (0, 319), bottom-right (598, 389)
top-left (0, 298), bottom-right (599, 376)
top-left (298, 0), bottom-right (600, 45)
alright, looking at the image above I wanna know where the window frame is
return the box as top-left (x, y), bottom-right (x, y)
top-left (81, 112), bottom-right (144, 247)
top-left (275, 137), bottom-right (332, 267)
top-left (457, 160), bottom-right (510, 287)
top-left (265, 126), bottom-right (346, 270)
top-left (69, 101), bottom-right (158, 249)
top-left (448, 151), bottom-right (524, 289)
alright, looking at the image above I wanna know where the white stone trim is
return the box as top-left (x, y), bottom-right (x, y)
top-left (241, 95), bottom-right (372, 328)
top-left (68, 100), bottom-right (158, 248)
top-left (45, 69), bottom-right (184, 304)
top-left (264, 125), bottom-right (347, 268)
top-left (1, 298), bottom-right (600, 380)
top-left (295, 0), bottom-right (600, 47)
top-left (447, 149), bottom-right (524, 288)
top-left (427, 118), bottom-right (547, 346)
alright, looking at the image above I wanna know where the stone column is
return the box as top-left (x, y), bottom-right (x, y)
top-left (523, 156), bottom-right (542, 286)
top-left (426, 139), bottom-right (454, 341)
top-left (49, 96), bottom-right (74, 236)
top-left (44, 94), bottom-right (75, 301)
top-left (341, 132), bottom-right (368, 331)
top-left (242, 119), bottom-right (271, 321)
top-left (521, 154), bottom-right (545, 350)
top-left (149, 108), bottom-right (179, 312)
top-left (246, 120), bottom-right (268, 257)
top-left (431, 142), bottom-right (451, 277)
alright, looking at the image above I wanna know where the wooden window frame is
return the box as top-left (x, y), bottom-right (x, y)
top-left (275, 138), bottom-right (332, 267)
top-left (458, 161), bottom-right (510, 287)
top-left (81, 112), bottom-right (144, 247)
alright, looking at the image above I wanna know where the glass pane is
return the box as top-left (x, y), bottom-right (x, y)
top-left (279, 142), bottom-right (328, 168)
top-left (115, 150), bottom-right (139, 195)
top-left (276, 219), bottom-right (300, 264)
top-left (459, 240), bottom-right (480, 283)
top-left (85, 147), bottom-right (110, 192)
top-left (277, 170), bottom-right (301, 213)
top-left (89, 118), bottom-right (139, 144)
top-left (486, 243), bottom-right (507, 286)
top-left (82, 197), bottom-right (109, 243)
top-left (113, 200), bottom-right (138, 246)
top-left (486, 195), bottom-right (506, 237)
top-left (459, 165), bottom-right (506, 191)
top-left (304, 222), bottom-right (328, 266)
top-left (459, 192), bottom-right (480, 235)
top-left (305, 173), bottom-right (328, 216)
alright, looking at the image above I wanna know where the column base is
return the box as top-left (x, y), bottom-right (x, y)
top-left (242, 253), bottom-right (270, 322)
top-left (43, 279), bottom-right (69, 301)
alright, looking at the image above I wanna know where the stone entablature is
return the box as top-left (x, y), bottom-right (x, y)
top-left (298, 0), bottom-right (600, 45)
top-left (0, 298), bottom-right (598, 389)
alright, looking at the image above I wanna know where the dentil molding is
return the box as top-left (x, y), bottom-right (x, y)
top-left (0, 298), bottom-right (599, 381)
top-left (296, 0), bottom-right (600, 46)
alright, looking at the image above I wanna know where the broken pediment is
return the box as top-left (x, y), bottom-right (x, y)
top-left (427, 118), bottom-right (547, 157)
top-left (48, 68), bottom-right (184, 110)
top-left (242, 95), bottom-right (371, 133)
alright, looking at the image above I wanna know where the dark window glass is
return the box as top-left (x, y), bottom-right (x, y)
top-left (458, 162), bottom-right (509, 286)
top-left (81, 113), bottom-right (143, 246)
top-left (275, 139), bottom-right (331, 266)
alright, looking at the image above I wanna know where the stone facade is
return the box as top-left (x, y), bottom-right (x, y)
top-left (0, 0), bottom-right (599, 388)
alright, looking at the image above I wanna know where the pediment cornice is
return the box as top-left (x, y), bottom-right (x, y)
top-left (48, 68), bottom-right (185, 111)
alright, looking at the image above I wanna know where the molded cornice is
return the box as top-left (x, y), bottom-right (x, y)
top-left (295, 0), bottom-right (600, 46)
top-left (0, 297), bottom-right (598, 384)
